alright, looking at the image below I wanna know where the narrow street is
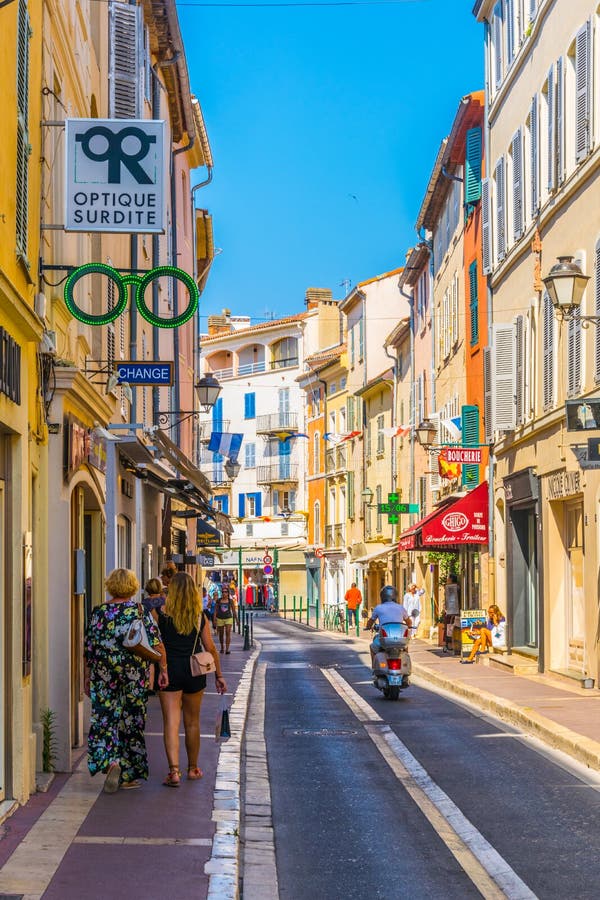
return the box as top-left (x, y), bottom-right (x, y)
top-left (253, 618), bottom-right (600, 900)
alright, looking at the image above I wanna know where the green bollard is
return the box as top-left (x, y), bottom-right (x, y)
top-left (356, 605), bottom-right (360, 637)
top-left (284, 595), bottom-right (287, 619)
top-left (307, 598), bottom-right (310, 628)
top-left (345, 608), bottom-right (349, 634)
top-left (293, 595), bottom-right (297, 621)
top-left (316, 599), bottom-right (320, 630)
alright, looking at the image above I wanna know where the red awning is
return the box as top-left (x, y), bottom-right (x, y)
top-left (398, 482), bottom-right (489, 551)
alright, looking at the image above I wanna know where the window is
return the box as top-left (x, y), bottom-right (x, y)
top-left (313, 432), bottom-right (320, 473)
top-left (15, 0), bottom-right (30, 262)
top-left (529, 96), bottom-right (539, 218)
top-left (280, 522), bottom-right (288, 536)
top-left (246, 522), bottom-right (253, 537)
top-left (376, 485), bottom-right (382, 534)
top-left (495, 156), bottom-right (506, 261)
top-left (465, 127), bottom-right (482, 205)
top-left (244, 392), bottom-right (256, 419)
top-left (543, 292), bottom-right (555, 411)
top-left (109, 1), bottom-right (142, 118)
top-left (492, 2), bottom-right (504, 91)
top-left (574, 22), bottom-right (591, 165)
top-left (556, 56), bottom-right (564, 185)
top-left (117, 515), bottom-right (132, 569)
top-left (366, 421), bottom-right (372, 458)
top-left (376, 415), bottom-right (385, 454)
top-left (329, 382), bottom-right (336, 395)
top-left (238, 493), bottom-right (262, 518)
top-left (244, 443), bottom-right (256, 468)
top-left (350, 326), bottom-right (355, 367)
top-left (469, 261), bottom-right (479, 346)
top-left (451, 272), bottom-right (459, 346)
top-left (511, 128), bottom-right (524, 241)
top-left (340, 376), bottom-right (347, 390)
top-left (314, 501), bottom-right (321, 544)
top-left (213, 494), bottom-right (229, 514)
top-left (347, 396), bottom-right (355, 431)
top-left (347, 471), bottom-right (355, 519)
top-left (482, 178), bottom-right (491, 274)
top-left (312, 388), bottom-right (321, 416)
top-left (271, 337), bottom-right (298, 370)
top-left (358, 317), bottom-right (365, 360)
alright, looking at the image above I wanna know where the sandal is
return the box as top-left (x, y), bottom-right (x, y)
top-left (103, 762), bottom-right (121, 794)
top-left (120, 779), bottom-right (141, 790)
top-left (187, 767), bottom-right (204, 780)
top-left (163, 768), bottom-right (181, 787)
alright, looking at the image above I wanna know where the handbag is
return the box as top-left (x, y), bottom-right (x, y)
top-left (215, 697), bottom-right (231, 742)
top-left (190, 615), bottom-right (216, 676)
top-left (123, 603), bottom-right (162, 663)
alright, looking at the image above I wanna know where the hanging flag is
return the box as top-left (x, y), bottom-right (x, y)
top-left (341, 430), bottom-right (362, 441)
top-left (323, 432), bottom-right (343, 444)
top-left (441, 418), bottom-right (462, 441)
top-left (208, 432), bottom-right (243, 462)
top-left (438, 448), bottom-right (461, 481)
top-left (381, 425), bottom-right (411, 438)
top-left (273, 431), bottom-right (309, 442)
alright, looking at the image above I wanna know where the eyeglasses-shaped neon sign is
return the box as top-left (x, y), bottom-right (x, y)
top-left (64, 263), bottom-right (199, 329)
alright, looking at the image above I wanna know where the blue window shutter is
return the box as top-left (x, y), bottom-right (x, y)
top-left (244, 392), bottom-right (255, 419)
top-left (465, 128), bottom-right (482, 204)
top-left (461, 405), bottom-right (480, 488)
top-left (255, 493), bottom-right (262, 517)
top-left (213, 397), bottom-right (223, 429)
top-left (238, 494), bottom-right (246, 518)
top-left (279, 439), bottom-right (291, 457)
top-left (469, 260), bottom-right (479, 346)
top-left (215, 494), bottom-right (229, 515)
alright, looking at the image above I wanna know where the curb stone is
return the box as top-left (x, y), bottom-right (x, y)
top-left (205, 645), bottom-right (261, 899)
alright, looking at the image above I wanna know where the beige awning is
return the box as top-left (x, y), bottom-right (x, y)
top-left (354, 545), bottom-right (394, 565)
top-left (150, 428), bottom-right (212, 498)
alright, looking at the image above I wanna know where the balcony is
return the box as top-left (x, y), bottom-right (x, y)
top-left (325, 523), bottom-right (346, 549)
top-left (256, 463), bottom-right (299, 484)
top-left (325, 445), bottom-right (347, 474)
top-left (199, 464), bottom-right (233, 487)
top-left (199, 420), bottom-right (230, 442)
top-left (270, 357), bottom-right (299, 371)
top-left (256, 412), bottom-right (298, 434)
top-left (238, 360), bottom-right (266, 376)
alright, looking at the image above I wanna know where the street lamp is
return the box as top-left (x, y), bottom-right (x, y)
top-left (156, 373), bottom-right (222, 428)
top-left (224, 458), bottom-right (241, 479)
top-left (360, 486), bottom-right (373, 503)
top-left (415, 419), bottom-right (438, 449)
top-left (543, 256), bottom-right (591, 322)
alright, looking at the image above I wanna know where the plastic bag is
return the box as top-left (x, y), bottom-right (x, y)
top-left (215, 696), bottom-right (231, 743)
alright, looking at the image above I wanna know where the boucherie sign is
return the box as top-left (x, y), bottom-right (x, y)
top-left (421, 482), bottom-right (489, 546)
top-left (65, 119), bottom-right (165, 233)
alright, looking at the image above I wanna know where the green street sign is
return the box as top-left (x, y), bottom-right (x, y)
top-left (388, 514), bottom-right (399, 524)
top-left (388, 492), bottom-right (399, 503)
top-left (378, 502), bottom-right (420, 515)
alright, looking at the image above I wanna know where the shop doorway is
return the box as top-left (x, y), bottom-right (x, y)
top-left (0, 478), bottom-right (5, 801)
top-left (510, 507), bottom-right (538, 651)
top-left (565, 502), bottom-right (584, 672)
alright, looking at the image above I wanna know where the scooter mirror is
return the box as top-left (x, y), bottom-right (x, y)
top-left (411, 609), bottom-right (419, 618)
top-left (373, 624), bottom-right (380, 632)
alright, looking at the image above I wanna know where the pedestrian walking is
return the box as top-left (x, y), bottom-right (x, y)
top-left (84, 568), bottom-right (168, 793)
top-left (160, 561), bottom-right (177, 595)
top-left (214, 583), bottom-right (239, 654)
top-left (155, 573), bottom-right (227, 785)
top-left (344, 582), bottom-right (362, 627)
top-left (404, 582), bottom-right (425, 635)
top-left (142, 577), bottom-right (165, 614)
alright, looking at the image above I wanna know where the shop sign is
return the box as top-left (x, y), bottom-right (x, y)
top-left (88, 428), bottom-right (107, 473)
top-left (545, 469), bottom-right (581, 501)
top-left (65, 118), bottom-right (165, 233)
top-left (459, 609), bottom-right (488, 656)
top-left (196, 519), bottom-right (222, 548)
top-left (116, 361), bottom-right (173, 385)
top-left (441, 447), bottom-right (482, 464)
top-left (398, 534), bottom-right (416, 551)
top-left (64, 416), bottom-right (90, 480)
top-left (421, 482), bottom-right (488, 546)
top-left (504, 468), bottom-right (538, 504)
top-left (197, 553), bottom-right (215, 566)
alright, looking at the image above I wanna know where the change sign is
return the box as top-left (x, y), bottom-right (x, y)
top-left (65, 118), bottom-right (165, 233)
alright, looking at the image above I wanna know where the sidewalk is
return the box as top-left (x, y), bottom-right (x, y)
top-left (0, 631), bottom-right (258, 900)
top-left (285, 615), bottom-right (600, 774)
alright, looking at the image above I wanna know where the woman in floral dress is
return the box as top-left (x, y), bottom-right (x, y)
top-left (84, 568), bottom-right (168, 792)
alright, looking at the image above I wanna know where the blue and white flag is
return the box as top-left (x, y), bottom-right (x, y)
top-left (208, 432), bottom-right (243, 462)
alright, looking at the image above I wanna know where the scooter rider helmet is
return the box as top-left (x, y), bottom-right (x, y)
top-left (380, 584), bottom-right (397, 603)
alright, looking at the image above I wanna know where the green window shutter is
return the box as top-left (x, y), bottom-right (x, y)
top-left (469, 260), bottom-right (479, 346)
top-left (15, 0), bottom-right (30, 261)
top-left (109, 1), bottom-right (142, 118)
top-left (347, 471), bottom-right (355, 518)
top-left (461, 405), bottom-right (480, 488)
top-left (465, 128), bottom-right (482, 204)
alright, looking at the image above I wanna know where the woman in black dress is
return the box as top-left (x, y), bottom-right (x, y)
top-left (155, 572), bottom-right (227, 786)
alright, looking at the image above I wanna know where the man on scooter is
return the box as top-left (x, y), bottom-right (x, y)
top-left (366, 584), bottom-right (413, 669)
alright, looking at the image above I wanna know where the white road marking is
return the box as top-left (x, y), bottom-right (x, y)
top-left (474, 733), bottom-right (526, 739)
top-left (321, 667), bottom-right (537, 900)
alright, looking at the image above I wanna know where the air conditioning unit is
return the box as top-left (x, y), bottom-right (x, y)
top-left (40, 330), bottom-right (57, 355)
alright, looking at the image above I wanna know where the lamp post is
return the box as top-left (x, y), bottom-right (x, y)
top-left (156, 373), bottom-right (222, 428)
top-left (543, 256), bottom-right (591, 323)
top-left (415, 419), bottom-right (439, 449)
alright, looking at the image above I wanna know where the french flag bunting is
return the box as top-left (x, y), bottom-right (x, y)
top-left (341, 430), bottom-right (362, 441)
top-left (208, 432), bottom-right (243, 461)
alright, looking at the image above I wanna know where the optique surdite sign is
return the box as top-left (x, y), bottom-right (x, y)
top-left (65, 119), bottom-right (165, 233)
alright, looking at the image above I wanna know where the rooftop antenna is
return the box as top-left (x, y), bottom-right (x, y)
top-left (339, 279), bottom-right (351, 296)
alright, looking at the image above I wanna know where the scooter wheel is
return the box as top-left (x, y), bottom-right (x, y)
top-left (383, 685), bottom-right (400, 701)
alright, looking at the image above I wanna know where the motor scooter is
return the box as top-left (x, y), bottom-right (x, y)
top-left (371, 619), bottom-right (413, 701)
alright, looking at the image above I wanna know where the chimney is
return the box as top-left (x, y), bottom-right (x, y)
top-left (207, 308), bottom-right (232, 336)
top-left (305, 287), bottom-right (333, 310)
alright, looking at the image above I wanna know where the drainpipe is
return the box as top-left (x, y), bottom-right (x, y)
top-left (399, 284), bottom-right (416, 512)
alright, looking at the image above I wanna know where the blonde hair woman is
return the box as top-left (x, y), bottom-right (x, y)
top-left (154, 572), bottom-right (227, 786)
top-left (84, 568), bottom-right (167, 793)
top-left (464, 605), bottom-right (506, 663)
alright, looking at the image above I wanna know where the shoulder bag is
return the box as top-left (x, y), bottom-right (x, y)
top-left (123, 602), bottom-right (162, 663)
top-left (190, 614), bottom-right (216, 676)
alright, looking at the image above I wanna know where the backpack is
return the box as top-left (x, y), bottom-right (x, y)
top-left (217, 596), bottom-right (232, 618)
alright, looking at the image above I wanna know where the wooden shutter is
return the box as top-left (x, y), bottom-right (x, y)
top-left (495, 157), bottom-right (506, 261)
top-left (575, 21), bottom-right (591, 163)
top-left (109, 1), bottom-right (141, 118)
top-left (484, 346), bottom-right (493, 443)
top-left (15, 0), bottom-right (30, 259)
top-left (492, 323), bottom-right (516, 431)
top-left (506, 0), bottom-right (515, 64)
top-left (595, 244), bottom-right (600, 384)
top-left (567, 309), bottom-right (582, 397)
top-left (452, 273), bottom-right (459, 346)
top-left (529, 0), bottom-right (537, 19)
top-left (347, 471), bottom-right (355, 518)
top-left (469, 260), bottom-right (479, 346)
top-left (428, 412), bottom-right (441, 494)
top-left (238, 494), bottom-right (246, 518)
top-left (493, 3), bottom-right (504, 90)
top-left (515, 314), bottom-right (526, 424)
top-left (461, 405), bottom-right (480, 489)
top-left (465, 128), bottom-right (482, 203)
top-left (482, 178), bottom-right (492, 274)
top-left (254, 492), bottom-right (262, 517)
top-left (546, 66), bottom-right (555, 192)
top-left (542, 292), bottom-right (555, 410)
top-left (512, 129), bottom-right (523, 240)
top-left (530, 95), bottom-right (538, 216)
top-left (556, 56), bottom-right (564, 185)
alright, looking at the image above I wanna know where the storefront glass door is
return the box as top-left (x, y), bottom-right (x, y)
top-left (511, 507), bottom-right (538, 650)
top-left (0, 479), bottom-right (5, 801)
top-left (566, 503), bottom-right (584, 672)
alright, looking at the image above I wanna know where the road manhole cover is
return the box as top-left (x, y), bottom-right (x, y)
top-left (283, 727), bottom-right (359, 736)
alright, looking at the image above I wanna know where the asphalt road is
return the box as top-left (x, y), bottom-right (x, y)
top-left (254, 616), bottom-right (600, 900)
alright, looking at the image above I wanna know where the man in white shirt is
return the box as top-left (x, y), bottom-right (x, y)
top-left (403, 582), bottom-right (425, 635)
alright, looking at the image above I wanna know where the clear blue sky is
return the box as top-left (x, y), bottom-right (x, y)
top-left (178, 0), bottom-right (483, 323)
